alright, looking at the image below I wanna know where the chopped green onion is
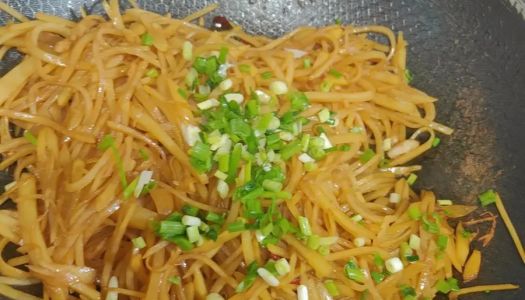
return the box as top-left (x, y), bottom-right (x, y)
top-left (23, 131), bottom-right (37, 145)
top-left (206, 212), bottom-right (225, 225)
top-left (318, 108), bottom-right (331, 123)
top-left (400, 242), bottom-right (413, 258)
top-left (218, 46), bottom-right (229, 64)
top-left (98, 134), bottom-right (115, 150)
top-left (479, 189), bottom-right (497, 207)
top-left (307, 234), bottom-right (321, 250)
top-left (461, 229), bottom-right (473, 239)
top-left (227, 220), bottom-right (246, 232)
top-left (169, 276), bottom-right (181, 285)
top-left (437, 234), bottom-right (448, 251)
top-left (435, 277), bottom-right (460, 294)
top-left (359, 148), bottom-right (375, 163)
top-left (132, 236), bottom-right (146, 249)
top-left (274, 258), bottom-right (291, 276)
top-left (324, 280), bottom-right (339, 296)
top-left (406, 255), bottom-right (419, 263)
top-left (303, 58), bottom-right (312, 69)
top-left (280, 140), bottom-right (303, 161)
top-left (217, 154), bottom-right (229, 173)
top-left (123, 177), bottom-right (138, 199)
top-left (186, 226), bottom-right (200, 243)
top-left (328, 68), bottom-right (342, 78)
top-left (408, 205), bottom-right (422, 220)
top-left (227, 143), bottom-right (243, 182)
top-left (334, 18), bottom-right (342, 25)
top-left (432, 137), bottom-right (441, 147)
top-left (141, 32), bottom-right (154, 46)
top-left (344, 260), bottom-right (365, 283)
top-left (270, 80), bottom-right (288, 95)
top-left (373, 253), bottom-right (384, 268)
top-left (140, 180), bottom-right (156, 197)
top-left (304, 162), bottom-right (317, 172)
top-left (182, 215), bottom-right (202, 226)
top-left (261, 71), bottom-right (273, 79)
top-left (320, 80), bottom-right (332, 92)
top-left (138, 148), bottom-right (149, 161)
top-left (289, 91), bottom-right (310, 112)
top-left (178, 88), bottom-right (188, 99)
top-left (239, 64), bottom-right (251, 74)
top-left (189, 141), bottom-right (213, 173)
top-left (404, 69), bottom-right (414, 83)
top-left (340, 144), bottom-right (351, 151)
top-left (318, 245), bottom-right (330, 256)
top-left (399, 285), bottom-right (416, 298)
top-left (182, 41), bottom-right (193, 61)
top-left (182, 205), bottom-right (199, 217)
top-left (298, 216), bottom-right (312, 236)
top-left (262, 179), bottom-right (283, 192)
top-left (170, 236), bottom-right (194, 251)
top-left (236, 261), bottom-right (259, 292)
top-left (158, 221), bottom-right (186, 238)
top-left (145, 68), bottom-right (159, 78)
top-left (409, 234), bottom-right (421, 250)
top-left (422, 215), bottom-right (440, 234)
top-left (406, 173), bottom-right (418, 185)
top-left (370, 271), bottom-right (385, 284)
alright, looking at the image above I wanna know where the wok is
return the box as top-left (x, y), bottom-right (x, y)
top-left (0, 0), bottom-right (523, 299)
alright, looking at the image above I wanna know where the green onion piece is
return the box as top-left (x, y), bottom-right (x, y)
top-left (328, 68), bottom-right (343, 78)
top-left (227, 143), bottom-right (243, 182)
top-left (158, 221), bottom-right (186, 238)
top-left (98, 134), bottom-right (115, 150)
top-left (227, 220), bottom-right (246, 232)
top-left (344, 260), bottom-right (365, 283)
top-left (304, 162), bottom-right (317, 172)
top-left (141, 32), bottom-right (154, 46)
top-left (307, 234), bottom-right (321, 250)
top-left (320, 80), bottom-right (332, 92)
top-left (435, 278), bottom-right (459, 294)
top-left (189, 141), bottom-right (213, 173)
top-left (177, 88), bottom-right (188, 99)
top-left (193, 57), bottom-right (208, 74)
top-left (370, 271), bottom-right (385, 284)
top-left (432, 137), bottom-right (441, 147)
top-left (289, 91), bottom-right (310, 112)
top-left (239, 64), bottom-right (251, 74)
top-left (318, 245), bottom-right (330, 256)
top-left (182, 205), bottom-right (199, 217)
top-left (406, 255), bottom-right (419, 263)
top-left (298, 216), bottom-right (312, 236)
top-left (186, 226), bottom-right (200, 243)
top-left (261, 222), bottom-right (273, 236)
top-left (406, 173), bottom-right (418, 185)
top-left (123, 177), bottom-right (138, 199)
top-left (169, 276), bottom-right (181, 285)
top-left (479, 189), bottom-right (497, 207)
top-left (206, 212), bottom-right (225, 225)
top-left (230, 118), bottom-right (252, 139)
top-left (145, 68), bottom-right (159, 78)
top-left (303, 58), bottom-right (312, 69)
top-left (280, 140), bottom-right (302, 161)
top-left (447, 277), bottom-right (460, 291)
top-left (340, 144), bottom-right (351, 151)
top-left (422, 215), bottom-right (440, 234)
top-left (408, 205), bottom-right (422, 220)
top-left (262, 179), bottom-right (283, 192)
top-left (165, 212), bottom-right (183, 222)
top-left (274, 258), bottom-right (291, 276)
top-left (373, 253), bottom-right (384, 268)
top-left (218, 46), bottom-right (229, 64)
top-left (138, 148), bottom-right (149, 161)
top-left (132, 236), bottom-right (146, 249)
top-left (261, 71), bottom-right (273, 79)
top-left (404, 69), bottom-right (414, 83)
top-left (324, 280), bottom-right (340, 296)
top-left (359, 148), bottom-right (376, 163)
top-left (140, 180), bottom-right (156, 197)
top-left (335, 18), bottom-right (342, 25)
top-left (23, 131), bottom-right (37, 145)
top-left (399, 285), bottom-right (416, 298)
top-left (461, 229), bottom-right (473, 238)
top-left (236, 261), bottom-right (258, 292)
top-left (379, 158), bottom-right (391, 168)
top-left (170, 236), bottom-right (194, 251)
top-left (217, 153), bottom-right (229, 173)
top-left (400, 242), bottom-right (413, 257)
top-left (437, 234), bottom-right (448, 251)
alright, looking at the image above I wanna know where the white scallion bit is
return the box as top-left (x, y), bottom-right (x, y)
top-left (181, 215), bottom-right (201, 227)
top-left (297, 284), bottom-right (309, 300)
top-left (389, 192), bottom-right (401, 204)
top-left (270, 80), bottom-right (288, 95)
top-left (257, 268), bottom-right (280, 287)
top-left (182, 124), bottom-right (201, 147)
top-left (385, 257), bottom-right (404, 273)
top-left (224, 93), bottom-right (244, 104)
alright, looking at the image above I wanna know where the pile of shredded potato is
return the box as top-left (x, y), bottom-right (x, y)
top-left (0, 1), bottom-right (521, 300)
